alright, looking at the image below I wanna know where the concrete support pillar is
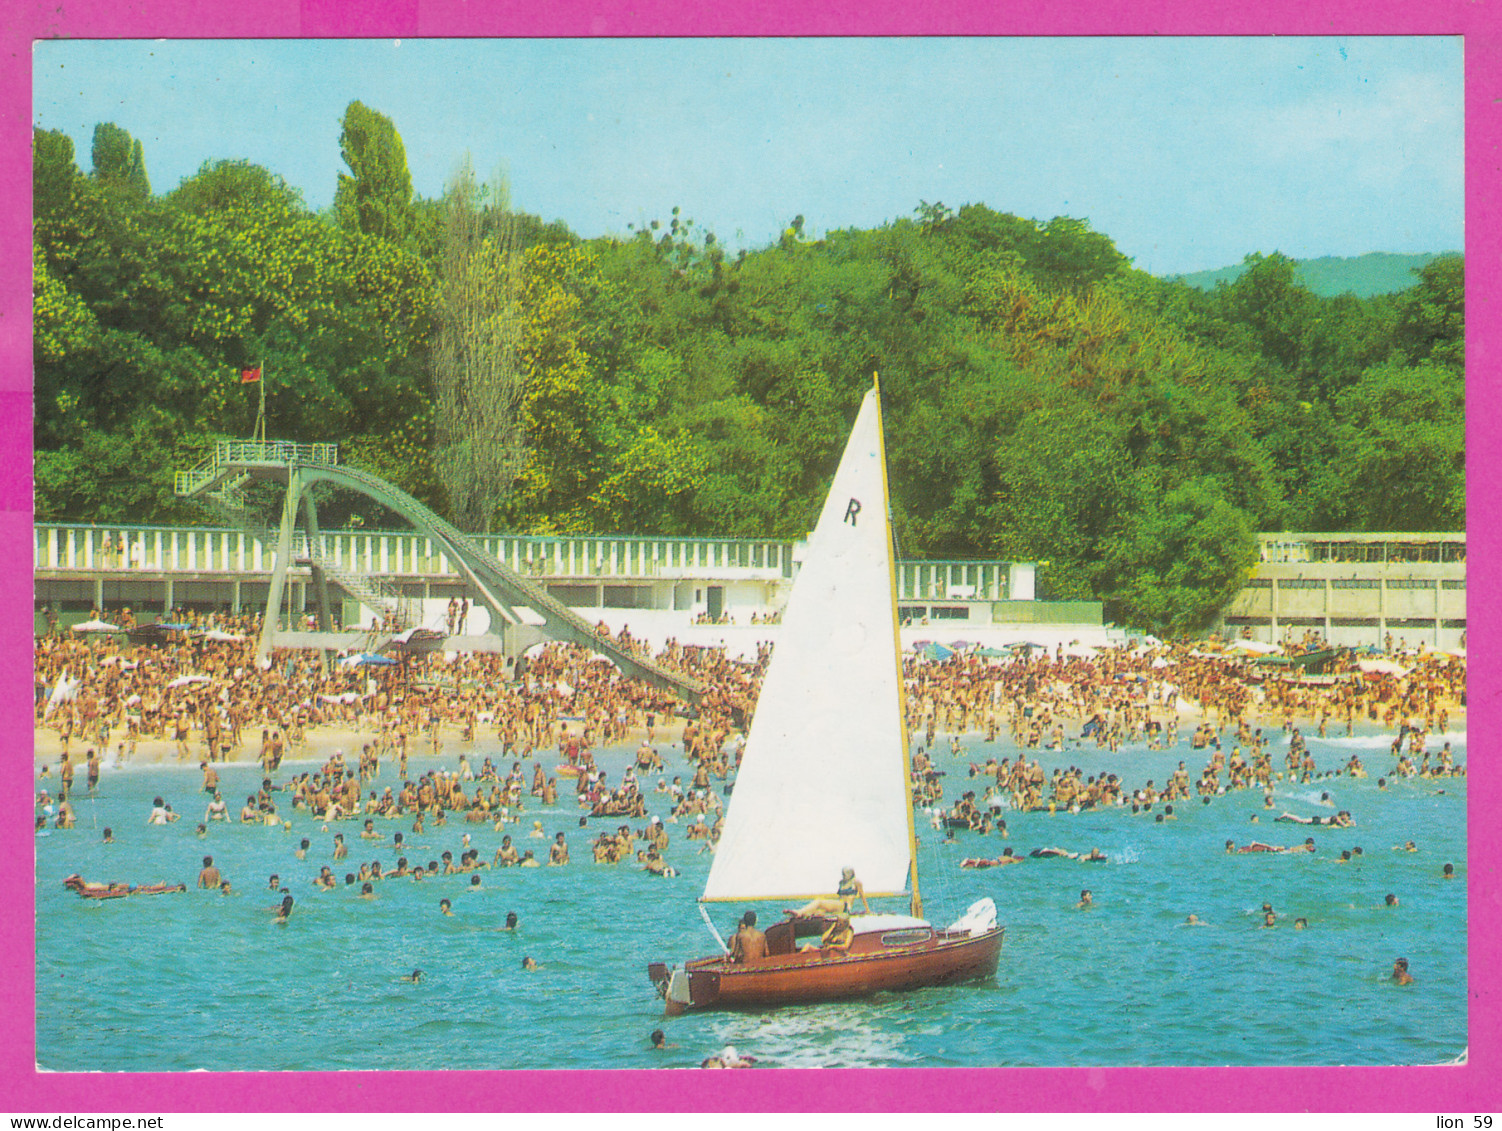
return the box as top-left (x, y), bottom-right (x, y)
top-left (258, 468), bottom-right (304, 664)
top-left (300, 491), bottom-right (334, 673)
top-left (1378, 578), bottom-right (1388, 651)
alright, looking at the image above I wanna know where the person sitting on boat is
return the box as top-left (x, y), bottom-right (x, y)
top-left (798, 914), bottom-right (855, 956)
top-left (728, 911), bottom-right (768, 964)
top-left (787, 867), bottom-right (872, 919)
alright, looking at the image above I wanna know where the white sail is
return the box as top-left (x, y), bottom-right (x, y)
top-left (703, 387), bottom-right (913, 902)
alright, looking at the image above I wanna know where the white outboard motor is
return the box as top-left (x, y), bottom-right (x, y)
top-left (947, 897), bottom-right (998, 936)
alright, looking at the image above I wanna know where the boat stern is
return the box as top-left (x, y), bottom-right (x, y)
top-left (647, 960), bottom-right (721, 1015)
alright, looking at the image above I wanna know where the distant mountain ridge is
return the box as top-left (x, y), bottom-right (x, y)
top-left (1167, 252), bottom-right (1461, 298)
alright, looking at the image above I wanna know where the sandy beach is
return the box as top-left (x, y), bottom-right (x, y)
top-left (33, 695), bottom-right (1463, 776)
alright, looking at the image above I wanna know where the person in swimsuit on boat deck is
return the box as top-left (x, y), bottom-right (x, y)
top-left (787, 867), bottom-right (871, 919)
top-left (800, 914), bottom-right (854, 955)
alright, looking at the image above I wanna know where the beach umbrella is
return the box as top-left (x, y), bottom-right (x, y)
top-left (920, 642), bottom-right (955, 661)
top-left (1227, 640), bottom-right (1283, 656)
top-left (202, 629), bottom-right (245, 642)
top-left (386, 626), bottom-right (445, 655)
top-left (1358, 659), bottom-right (1409, 676)
top-left (71, 619), bottom-right (120, 633)
top-left (339, 652), bottom-right (397, 667)
top-left (166, 675), bottom-right (212, 689)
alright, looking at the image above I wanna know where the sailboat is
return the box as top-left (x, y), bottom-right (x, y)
top-left (648, 381), bottom-right (1003, 1014)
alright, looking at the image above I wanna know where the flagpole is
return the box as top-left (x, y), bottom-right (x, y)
top-left (255, 359), bottom-right (266, 442)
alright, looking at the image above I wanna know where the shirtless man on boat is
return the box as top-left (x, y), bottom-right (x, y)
top-left (729, 911), bottom-right (768, 963)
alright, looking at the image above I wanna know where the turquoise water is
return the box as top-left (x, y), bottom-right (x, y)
top-left (35, 728), bottom-right (1466, 1070)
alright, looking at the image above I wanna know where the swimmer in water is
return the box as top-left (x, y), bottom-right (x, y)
top-left (650, 1029), bottom-right (678, 1051)
top-left (273, 894), bottom-right (294, 923)
top-left (1294, 918), bottom-right (1308, 930)
top-left (1076, 889), bottom-right (1093, 909)
top-left (439, 898), bottom-right (453, 916)
top-left (1442, 863), bottom-right (1455, 879)
top-left (1391, 957), bottom-right (1413, 985)
top-left (522, 956), bottom-right (539, 971)
top-left (401, 969), bottom-right (423, 983)
top-left (1184, 914), bottom-right (1200, 925)
top-left (1260, 912), bottom-right (1276, 928)
top-left (501, 911), bottom-right (519, 930)
top-left (1385, 893), bottom-right (1399, 907)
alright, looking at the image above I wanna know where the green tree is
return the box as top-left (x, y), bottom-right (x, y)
top-left (333, 101), bottom-right (416, 248)
top-left (90, 122), bottom-right (150, 199)
top-left (431, 158), bottom-right (528, 532)
top-left (1395, 255), bottom-right (1464, 368)
top-left (1308, 359), bottom-right (1465, 531)
top-left (1098, 482), bottom-right (1256, 635)
top-left (1215, 252), bottom-right (1316, 371)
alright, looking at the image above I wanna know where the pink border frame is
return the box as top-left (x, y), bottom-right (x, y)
top-left (4, 0), bottom-right (1497, 1112)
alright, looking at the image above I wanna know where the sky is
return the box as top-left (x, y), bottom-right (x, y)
top-left (32, 36), bottom-right (1463, 277)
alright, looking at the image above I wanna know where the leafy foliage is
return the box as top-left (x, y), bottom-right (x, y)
top-left (32, 109), bottom-right (1465, 633)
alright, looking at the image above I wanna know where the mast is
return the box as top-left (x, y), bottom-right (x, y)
top-left (873, 373), bottom-right (923, 920)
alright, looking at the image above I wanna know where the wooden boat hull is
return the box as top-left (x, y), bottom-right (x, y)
top-left (649, 920), bottom-right (1003, 1015)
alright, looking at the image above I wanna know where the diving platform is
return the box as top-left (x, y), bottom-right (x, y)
top-left (174, 440), bottom-right (701, 701)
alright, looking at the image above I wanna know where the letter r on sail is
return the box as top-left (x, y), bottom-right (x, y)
top-left (844, 498), bottom-right (862, 525)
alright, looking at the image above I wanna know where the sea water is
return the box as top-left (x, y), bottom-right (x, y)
top-left (34, 728), bottom-right (1466, 1070)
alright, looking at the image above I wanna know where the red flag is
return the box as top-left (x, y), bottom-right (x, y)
top-left (240, 367), bottom-right (262, 384)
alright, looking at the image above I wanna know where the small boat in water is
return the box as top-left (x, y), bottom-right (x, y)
top-left (648, 381), bottom-right (1003, 1015)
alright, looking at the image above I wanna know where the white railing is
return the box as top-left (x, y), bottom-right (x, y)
top-left (34, 522), bottom-right (1021, 595)
top-left (175, 441), bottom-right (339, 499)
top-left (35, 523), bottom-right (808, 581)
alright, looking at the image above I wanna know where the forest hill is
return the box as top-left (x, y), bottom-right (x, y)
top-left (33, 104), bottom-right (1464, 637)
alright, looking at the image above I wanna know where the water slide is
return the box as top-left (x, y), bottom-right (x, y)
top-left (177, 443), bottom-right (701, 702)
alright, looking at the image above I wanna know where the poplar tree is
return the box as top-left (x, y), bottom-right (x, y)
top-left (333, 101), bottom-right (415, 248)
top-left (89, 122), bottom-right (150, 199)
top-left (431, 157), bottom-right (527, 532)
